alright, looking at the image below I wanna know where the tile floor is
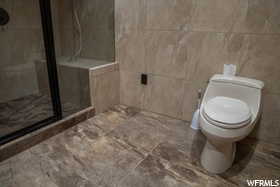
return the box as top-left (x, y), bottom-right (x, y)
top-left (0, 105), bottom-right (279, 187)
top-left (0, 93), bottom-right (80, 138)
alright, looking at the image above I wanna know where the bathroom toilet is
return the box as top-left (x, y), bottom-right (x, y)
top-left (199, 74), bottom-right (264, 174)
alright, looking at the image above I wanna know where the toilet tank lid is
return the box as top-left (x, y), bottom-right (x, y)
top-left (210, 74), bottom-right (264, 89)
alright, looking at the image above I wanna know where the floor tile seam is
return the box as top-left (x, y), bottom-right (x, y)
top-left (148, 143), bottom-right (227, 185)
top-left (106, 134), bottom-right (147, 158)
top-left (115, 156), bottom-right (147, 187)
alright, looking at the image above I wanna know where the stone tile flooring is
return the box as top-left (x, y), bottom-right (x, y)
top-left (0, 93), bottom-right (80, 138)
top-left (0, 105), bottom-right (279, 187)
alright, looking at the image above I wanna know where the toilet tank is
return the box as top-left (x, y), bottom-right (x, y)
top-left (202, 74), bottom-right (264, 117)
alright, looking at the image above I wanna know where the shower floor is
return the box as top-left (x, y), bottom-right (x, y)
top-left (0, 93), bottom-right (80, 138)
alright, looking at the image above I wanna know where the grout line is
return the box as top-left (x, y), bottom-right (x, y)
top-left (118, 28), bottom-right (280, 36)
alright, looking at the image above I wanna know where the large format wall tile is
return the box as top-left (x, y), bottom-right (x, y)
top-left (11, 0), bottom-right (41, 29)
top-left (77, 0), bottom-right (114, 31)
top-left (0, 29), bottom-right (44, 68)
top-left (115, 0), bottom-right (145, 32)
top-left (81, 27), bottom-right (115, 61)
top-left (145, 31), bottom-right (188, 79)
top-left (191, 0), bottom-right (243, 32)
top-left (75, 0), bottom-right (115, 62)
top-left (120, 71), bottom-right (145, 109)
top-left (57, 0), bottom-right (73, 29)
top-left (58, 0), bottom-right (115, 62)
top-left (185, 32), bottom-right (249, 83)
top-left (116, 30), bottom-right (146, 73)
top-left (11, 29), bottom-right (44, 65)
top-left (191, 0), bottom-right (280, 34)
top-left (93, 0), bottom-right (114, 30)
top-left (144, 75), bottom-right (184, 118)
top-left (233, 0), bottom-right (280, 34)
top-left (146, 0), bottom-right (194, 30)
top-left (59, 29), bottom-right (74, 57)
top-left (250, 94), bottom-right (280, 145)
top-left (240, 35), bottom-right (280, 94)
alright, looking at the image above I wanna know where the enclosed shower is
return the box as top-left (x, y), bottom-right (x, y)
top-left (0, 0), bottom-right (115, 145)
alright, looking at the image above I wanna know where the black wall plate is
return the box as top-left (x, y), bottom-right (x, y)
top-left (0, 8), bottom-right (10, 26)
top-left (141, 74), bottom-right (148, 85)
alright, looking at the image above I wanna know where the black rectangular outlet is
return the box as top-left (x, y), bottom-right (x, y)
top-left (141, 74), bottom-right (148, 85)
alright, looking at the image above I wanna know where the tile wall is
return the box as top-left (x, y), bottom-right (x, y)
top-left (116, 0), bottom-right (280, 144)
top-left (56, 0), bottom-right (115, 62)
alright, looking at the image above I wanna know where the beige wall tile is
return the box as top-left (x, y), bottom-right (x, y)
top-left (250, 94), bottom-right (280, 144)
top-left (240, 35), bottom-right (280, 94)
top-left (57, 0), bottom-right (74, 29)
top-left (144, 75), bottom-right (184, 119)
top-left (81, 27), bottom-right (115, 61)
top-left (233, 0), bottom-right (280, 34)
top-left (93, 0), bottom-right (114, 30)
top-left (115, 0), bottom-right (145, 32)
top-left (8, 29), bottom-right (44, 67)
top-left (185, 32), bottom-right (249, 83)
top-left (120, 71), bottom-right (145, 109)
top-left (11, 0), bottom-right (41, 29)
top-left (91, 71), bottom-right (120, 114)
top-left (191, 0), bottom-right (243, 32)
top-left (0, 30), bottom-right (44, 101)
top-left (60, 29), bottom-right (75, 57)
top-left (116, 30), bottom-right (146, 73)
top-left (146, 0), bottom-right (194, 30)
top-left (56, 0), bottom-right (115, 62)
top-left (182, 81), bottom-right (207, 121)
top-left (76, 0), bottom-right (115, 62)
top-left (145, 31), bottom-right (188, 79)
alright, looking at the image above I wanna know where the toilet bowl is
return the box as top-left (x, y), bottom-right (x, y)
top-left (199, 74), bottom-right (264, 174)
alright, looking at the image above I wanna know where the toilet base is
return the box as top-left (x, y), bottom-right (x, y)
top-left (201, 140), bottom-right (236, 174)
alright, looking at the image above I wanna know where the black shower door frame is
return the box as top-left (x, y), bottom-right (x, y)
top-left (0, 0), bottom-right (62, 145)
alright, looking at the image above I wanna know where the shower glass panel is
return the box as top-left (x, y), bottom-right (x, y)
top-left (0, 0), bottom-right (61, 144)
top-left (48, 0), bottom-right (115, 117)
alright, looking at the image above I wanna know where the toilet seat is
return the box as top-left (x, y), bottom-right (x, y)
top-left (203, 96), bottom-right (252, 129)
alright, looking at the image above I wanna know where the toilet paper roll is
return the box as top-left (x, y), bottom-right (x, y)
top-left (223, 64), bottom-right (236, 76)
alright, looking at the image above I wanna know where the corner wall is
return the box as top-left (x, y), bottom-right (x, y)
top-left (116, 0), bottom-right (280, 145)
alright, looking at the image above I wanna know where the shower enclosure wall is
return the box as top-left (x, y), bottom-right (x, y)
top-left (0, 0), bottom-right (115, 145)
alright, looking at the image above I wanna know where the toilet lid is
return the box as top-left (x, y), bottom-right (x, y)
top-left (203, 96), bottom-right (251, 126)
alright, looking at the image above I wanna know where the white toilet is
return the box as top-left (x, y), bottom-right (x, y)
top-left (199, 74), bottom-right (264, 174)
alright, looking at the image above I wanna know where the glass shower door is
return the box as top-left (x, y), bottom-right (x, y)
top-left (0, 0), bottom-right (61, 144)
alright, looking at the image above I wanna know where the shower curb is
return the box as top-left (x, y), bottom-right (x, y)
top-left (0, 107), bottom-right (95, 162)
